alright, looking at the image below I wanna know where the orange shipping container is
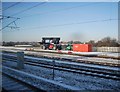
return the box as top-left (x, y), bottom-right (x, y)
top-left (73, 44), bottom-right (92, 52)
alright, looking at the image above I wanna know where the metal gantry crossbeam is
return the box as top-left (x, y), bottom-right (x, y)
top-left (0, 15), bottom-right (20, 20)
top-left (0, 15), bottom-right (20, 31)
top-left (0, 16), bottom-right (20, 31)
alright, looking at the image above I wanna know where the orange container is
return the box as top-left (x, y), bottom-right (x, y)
top-left (73, 44), bottom-right (92, 52)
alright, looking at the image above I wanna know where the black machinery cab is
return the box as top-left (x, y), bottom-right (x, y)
top-left (41, 37), bottom-right (61, 50)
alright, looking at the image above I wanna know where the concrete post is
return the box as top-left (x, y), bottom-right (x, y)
top-left (17, 52), bottom-right (24, 69)
top-left (52, 59), bottom-right (55, 80)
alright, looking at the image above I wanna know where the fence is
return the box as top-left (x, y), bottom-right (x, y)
top-left (92, 47), bottom-right (120, 52)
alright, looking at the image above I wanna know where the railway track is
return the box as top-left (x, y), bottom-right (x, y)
top-left (2, 53), bottom-right (120, 81)
top-left (2, 50), bottom-right (120, 67)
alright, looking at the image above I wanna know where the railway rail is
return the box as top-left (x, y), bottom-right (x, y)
top-left (2, 50), bottom-right (120, 67)
top-left (2, 53), bottom-right (120, 81)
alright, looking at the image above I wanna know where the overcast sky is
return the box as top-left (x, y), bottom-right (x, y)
top-left (2, 2), bottom-right (118, 42)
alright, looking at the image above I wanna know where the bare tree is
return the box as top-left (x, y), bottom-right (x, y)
top-left (96, 37), bottom-right (119, 47)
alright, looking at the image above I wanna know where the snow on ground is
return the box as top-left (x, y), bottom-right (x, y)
top-left (73, 51), bottom-right (119, 57)
top-left (2, 49), bottom-right (119, 66)
top-left (1, 47), bottom-right (120, 68)
top-left (77, 57), bottom-right (119, 64)
top-left (3, 60), bottom-right (120, 91)
top-left (1, 46), bottom-right (119, 58)
top-left (25, 55), bottom-right (120, 71)
top-left (24, 51), bottom-right (120, 65)
top-left (104, 52), bottom-right (119, 57)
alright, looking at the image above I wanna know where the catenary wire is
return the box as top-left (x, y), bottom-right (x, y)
top-left (10, 2), bottom-right (47, 17)
top-left (20, 2), bottom-right (100, 18)
top-left (3, 0), bottom-right (24, 11)
top-left (19, 18), bottom-right (118, 30)
top-left (1, 2), bottom-right (46, 30)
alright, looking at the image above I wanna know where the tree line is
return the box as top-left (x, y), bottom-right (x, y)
top-left (87, 37), bottom-right (119, 47)
top-left (63, 37), bottom-right (119, 47)
top-left (2, 37), bottom-right (119, 47)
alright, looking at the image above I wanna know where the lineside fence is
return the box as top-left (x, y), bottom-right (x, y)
top-left (92, 47), bottom-right (120, 52)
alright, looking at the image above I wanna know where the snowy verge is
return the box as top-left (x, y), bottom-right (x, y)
top-left (3, 66), bottom-right (80, 91)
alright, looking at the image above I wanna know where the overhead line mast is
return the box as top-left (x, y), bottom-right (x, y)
top-left (1, 2), bottom-right (46, 31)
